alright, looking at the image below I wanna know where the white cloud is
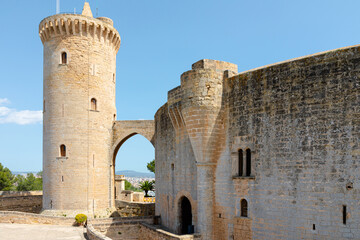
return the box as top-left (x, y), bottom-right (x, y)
top-left (0, 99), bottom-right (42, 125)
top-left (0, 98), bottom-right (10, 105)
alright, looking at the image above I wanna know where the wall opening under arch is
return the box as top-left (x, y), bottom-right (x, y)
top-left (112, 134), bottom-right (155, 200)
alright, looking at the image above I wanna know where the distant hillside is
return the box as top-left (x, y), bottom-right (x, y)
top-left (12, 170), bottom-right (154, 178)
top-left (12, 171), bottom-right (39, 176)
top-left (115, 170), bottom-right (154, 178)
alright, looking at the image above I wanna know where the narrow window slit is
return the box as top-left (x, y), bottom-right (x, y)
top-left (241, 199), bottom-right (248, 217)
top-left (246, 149), bottom-right (251, 176)
top-left (91, 98), bottom-right (97, 111)
top-left (238, 149), bottom-right (243, 176)
top-left (61, 52), bottom-right (67, 64)
top-left (60, 144), bottom-right (66, 157)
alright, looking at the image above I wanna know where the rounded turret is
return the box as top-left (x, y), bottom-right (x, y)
top-left (40, 2), bottom-right (120, 216)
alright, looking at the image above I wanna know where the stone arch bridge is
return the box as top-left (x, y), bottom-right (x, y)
top-left (110, 120), bottom-right (155, 206)
top-left (111, 120), bottom-right (155, 162)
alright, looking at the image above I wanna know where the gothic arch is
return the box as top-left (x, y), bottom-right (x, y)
top-left (111, 120), bottom-right (155, 156)
top-left (109, 120), bottom-right (155, 206)
top-left (174, 191), bottom-right (197, 234)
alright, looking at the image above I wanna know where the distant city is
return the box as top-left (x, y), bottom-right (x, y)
top-left (12, 170), bottom-right (155, 187)
top-left (115, 170), bottom-right (155, 188)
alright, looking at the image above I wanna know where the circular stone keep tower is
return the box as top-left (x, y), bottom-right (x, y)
top-left (39, 2), bottom-right (120, 216)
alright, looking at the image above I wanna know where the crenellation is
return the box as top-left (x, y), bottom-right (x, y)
top-left (39, 14), bottom-right (120, 51)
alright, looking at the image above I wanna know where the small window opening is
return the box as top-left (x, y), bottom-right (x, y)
top-left (312, 224), bottom-right (316, 230)
top-left (238, 149), bottom-right (243, 176)
top-left (91, 98), bottom-right (97, 111)
top-left (113, 114), bottom-right (116, 121)
top-left (218, 213), bottom-right (221, 218)
top-left (60, 144), bottom-right (66, 157)
top-left (50, 200), bottom-right (53, 209)
top-left (343, 205), bottom-right (347, 225)
top-left (113, 73), bottom-right (115, 83)
top-left (246, 149), bottom-right (251, 176)
top-left (61, 176), bottom-right (64, 182)
top-left (241, 199), bottom-right (248, 217)
top-left (171, 163), bottom-right (174, 170)
top-left (61, 52), bottom-right (67, 64)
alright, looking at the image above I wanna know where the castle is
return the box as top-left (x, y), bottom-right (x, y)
top-left (40, 3), bottom-right (359, 240)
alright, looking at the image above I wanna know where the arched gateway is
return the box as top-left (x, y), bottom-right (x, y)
top-left (110, 120), bottom-right (155, 206)
top-left (180, 196), bottom-right (193, 234)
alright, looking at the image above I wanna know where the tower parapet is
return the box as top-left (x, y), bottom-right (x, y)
top-left (39, 12), bottom-right (120, 52)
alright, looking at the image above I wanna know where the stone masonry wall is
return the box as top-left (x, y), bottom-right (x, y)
top-left (155, 103), bottom-right (198, 234)
top-left (0, 191), bottom-right (42, 213)
top-left (89, 220), bottom-right (200, 240)
top-left (221, 45), bottom-right (360, 239)
top-left (0, 211), bottom-right (76, 225)
top-left (155, 45), bottom-right (359, 239)
top-left (115, 200), bottom-right (155, 217)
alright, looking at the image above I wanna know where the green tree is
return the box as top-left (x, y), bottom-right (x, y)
top-left (0, 163), bottom-right (15, 191)
top-left (139, 180), bottom-right (154, 197)
top-left (147, 159), bottom-right (155, 173)
top-left (16, 173), bottom-right (42, 191)
top-left (124, 180), bottom-right (141, 192)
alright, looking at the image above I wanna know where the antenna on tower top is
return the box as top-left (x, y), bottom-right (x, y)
top-left (56, 0), bottom-right (60, 14)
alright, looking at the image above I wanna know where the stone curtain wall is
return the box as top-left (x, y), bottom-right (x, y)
top-left (0, 191), bottom-right (42, 213)
top-left (0, 211), bottom-right (76, 225)
top-left (115, 200), bottom-right (155, 217)
top-left (88, 217), bottom-right (153, 239)
top-left (223, 45), bottom-right (360, 239)
top-left (88, 219), bottom-right (200, 240)
top-left (138, 223), bottom-right (201, 240)
top-left (155, 45), bottom-right (359, 239)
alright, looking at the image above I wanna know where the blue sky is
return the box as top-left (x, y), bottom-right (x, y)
top-left (0, 0), bottom-right (359, 173)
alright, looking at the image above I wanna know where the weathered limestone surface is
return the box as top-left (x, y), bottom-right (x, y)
top-left (88, 220), bottom-right (200, 240)
top-left (115, 200), bottom-right (155, 217)
top-left (0, 211), bottom-right (76, 225)
top-left (40, 3), bottom-right (120, 216)
top-left (155, 47), bottom-right (360, 239)
top-left (0, 191), bottom-right (42, 213)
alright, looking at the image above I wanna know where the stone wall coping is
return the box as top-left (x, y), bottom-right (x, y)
top-left (89, 215), bottom-right (155, 224)
top-left (115, 199), bottom-right (155, 205)
top-left (0, 211), bottom-right (74, 220)
top-left (0, 191), bottom-right (42, 198)
top-left (87, 223), bottom-right (112, 240)
top-left (140, 222), bottom-right (201, 239)
top-left (234, 44), bottom-right (360, 77)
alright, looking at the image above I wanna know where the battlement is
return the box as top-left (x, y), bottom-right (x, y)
top-left (192, 59), bottom-right (238, 73)
top-left (39, 3), bottom-right (120, 52)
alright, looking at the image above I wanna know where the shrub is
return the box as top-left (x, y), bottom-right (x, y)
top-left (75, 214), bottom-right (87, 225)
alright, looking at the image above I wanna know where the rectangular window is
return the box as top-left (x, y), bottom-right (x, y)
top-left (343, 205), bottom-right (347, 225)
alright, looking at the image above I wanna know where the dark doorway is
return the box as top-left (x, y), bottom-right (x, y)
top-left (180, 197), bottom-right (193, 234)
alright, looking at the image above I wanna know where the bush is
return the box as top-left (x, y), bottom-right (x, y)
top-left (75, 214), bottom-right (87, 225)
